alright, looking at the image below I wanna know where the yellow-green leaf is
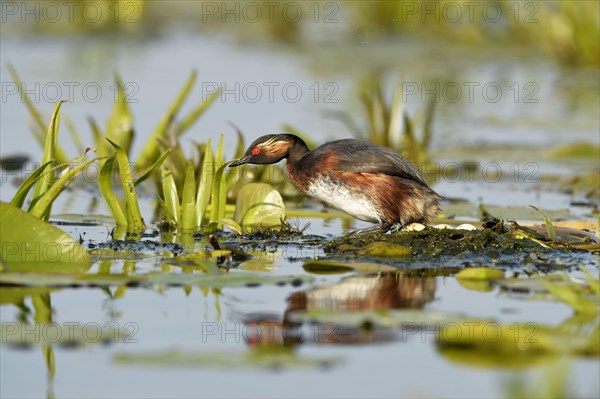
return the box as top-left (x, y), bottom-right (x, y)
top-left (456, 267), bottom-right (505, 281)
top-left (99, 156), bottom-right (127, 226)
top-left (357, 242), bottom-right (411, 257)
top-left (233, 183), bottom-right (285, 230)
top-left (181, 161), bottom-right (197, 232)
top-left (0, 202), bottom-right (91, 271)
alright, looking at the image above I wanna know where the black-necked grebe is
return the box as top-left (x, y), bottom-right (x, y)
top-left (229, 134), bottom-right (441, 234)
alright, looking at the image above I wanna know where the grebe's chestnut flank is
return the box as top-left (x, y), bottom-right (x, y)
top-left (229, 134), bottom-right (441, 234)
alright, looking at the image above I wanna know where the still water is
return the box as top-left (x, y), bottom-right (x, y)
top-left (1, 32), bottom-right (598, 398)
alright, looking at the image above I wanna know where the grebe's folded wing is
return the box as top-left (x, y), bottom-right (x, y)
top-left (323, 140), bottom-right (429, 187)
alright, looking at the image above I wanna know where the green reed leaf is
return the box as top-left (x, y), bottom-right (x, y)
top-left (208, 135), bottom-right (225, 223)
top-left (134, 149), bottom-right (171, 187)
top-left (104, 72), bottom-right (134, 155)
top-left (161, 166), bottom-right (180, 225)
top-left (99, 156), bottom-right (127, 226)
top-left (29, 101), bottom-right (63, 216)
top-left (206, 162), bottom-right (231, 234)
top-left (28, 157), bottom-right (98, 221)
top-left (10, 161), bottom-right (53, 209)
top-left (530, 205), bottom-right (557, 240)
top-left (175, 88), bottom-right (220, 137)
top-left (196, 138), bottom-right (213, 227)
top-left (106, 138), bottom-right (144, 229)
top-left (181, 161), bottom-right (197, 232)
top-left (135, 71), bottom-right (197, 169)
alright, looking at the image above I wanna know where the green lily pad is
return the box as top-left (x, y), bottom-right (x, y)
top-left (456, 267), bottom-right (505, 281)
top-left (303, 261), bottom-right (354, 274)
top-left (0, 202), bottom-right (91, 273)
top-left (0, 271), bottom-right (312, 289)
top-left (303, 260), bottom-right (397, 275)
top-left (436, 318), bottom-right (599, 366)
top-left (357, 242), bottom-right (411, 257)
top-left (114, 347), bottom-right (342, 370)
top-left (437, 345), bottom-right (558, 370)
top-left (234, 183), bottom-right (285, 230)
top-left (457, 279), bottom-right (496, 292)
top-left (549, 142), bottom-right (600, 160)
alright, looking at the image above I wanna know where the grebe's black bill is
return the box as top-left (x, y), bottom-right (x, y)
top-left (229, 157), bottom-right (251, 167)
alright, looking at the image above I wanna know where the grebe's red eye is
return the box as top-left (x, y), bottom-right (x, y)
top-left (252, 148), bottom-right (260, 155)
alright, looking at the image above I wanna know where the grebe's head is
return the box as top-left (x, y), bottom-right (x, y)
top-left (229, 134), bottom-right (300, 166)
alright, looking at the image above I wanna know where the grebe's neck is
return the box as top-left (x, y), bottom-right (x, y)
top-left (286, 136), bottom-right (310, 167)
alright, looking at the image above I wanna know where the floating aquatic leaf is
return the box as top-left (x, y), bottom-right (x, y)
top-left (0, 202), bottom-right (91, 272)
top-left (303, 260), bottom-right (354, 274)
top-left (357, 241), bottom-right (411, 257)
top-left (239, 261), bottom-right (276, 272)
top-left (457, 277), bottom-right (496, 292)
top-left (456, 267), bottom-right (505, 281)
top-left (114, 347), bottom-right (342, 370)
top-left (303, 260), bottom-right (397, 274)
top-left (438, 344), bottom-right (557, 370)
top-left (436, 319), bottom-right (599, 368)
top-left (234, 183), bottom-right (286, 230)
top-left (550, 142), bottom-right (600, 160)
top-left (0, 270), bottom-right (312, 289)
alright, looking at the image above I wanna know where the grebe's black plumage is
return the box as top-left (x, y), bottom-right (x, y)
top-left (230, 134), bottom-right (441, 234)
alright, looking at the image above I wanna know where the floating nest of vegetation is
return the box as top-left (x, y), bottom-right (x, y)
top-left (323, 220), bottom-right (598, 271)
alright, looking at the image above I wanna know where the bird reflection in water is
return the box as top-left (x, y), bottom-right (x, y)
top-left (243, 272), bottom-right (436, 349)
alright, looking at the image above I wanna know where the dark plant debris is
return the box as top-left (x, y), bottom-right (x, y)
top-left (323, 220), bottom-right (595, 270)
